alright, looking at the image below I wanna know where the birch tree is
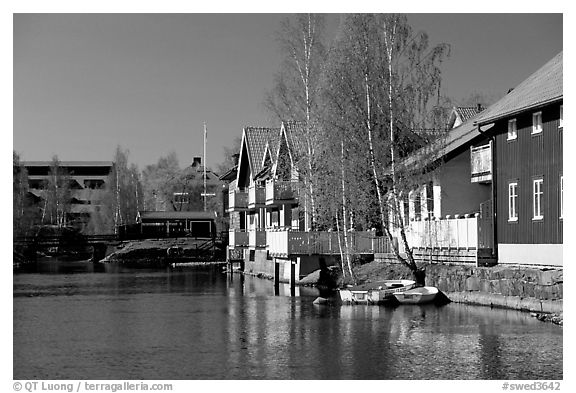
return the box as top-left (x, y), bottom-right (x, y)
top-left (265, 14), bottom-right (327, 229)
top-left (13, 151), bottom-right (33, 236)
top-left (43, 155), bottom-right (72, 228)
top-left (321, 14), bottom-right (450, 284)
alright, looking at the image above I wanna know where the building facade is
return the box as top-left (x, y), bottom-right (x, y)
top-left (475, 52), bottom-right (563, 266)
top-left (22, 161), bottom-right (114, 230)
top-left (396, 52), bottom-right (563, 267)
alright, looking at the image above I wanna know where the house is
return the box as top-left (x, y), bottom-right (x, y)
top-left (392, 52), bottom-right (562, 267)
top-left (473, 51), bottom-right (563, 266)
top-left (156, 156), bottom-right (223, 213)
top-left (227, 125), bottom-right (281, 265)
top-left (22, 161), bottom-right (114, 229)
top-left (228, 122), bottom-right (388, 284)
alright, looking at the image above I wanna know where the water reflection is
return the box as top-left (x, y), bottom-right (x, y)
top-left (14, 263), bottom-right (562, 380)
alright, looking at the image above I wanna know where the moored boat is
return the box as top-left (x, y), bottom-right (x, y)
top-left (393, 286), bottom-right (439, 305)
top-left (339, 279), bottom-right (416, 304)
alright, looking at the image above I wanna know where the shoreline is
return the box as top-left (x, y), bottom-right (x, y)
top-left (226, 262), bottom-right (563, 325)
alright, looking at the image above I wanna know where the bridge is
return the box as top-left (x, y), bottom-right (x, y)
top-left (14, 234), bottom-right (118, 247)
top-left (14, 233), bottom-right (228, 266)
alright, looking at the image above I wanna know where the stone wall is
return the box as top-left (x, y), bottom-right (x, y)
top-left (356, 261), bottom-right (563, 314)
top-left (425, 264), bottom-right (563, 313)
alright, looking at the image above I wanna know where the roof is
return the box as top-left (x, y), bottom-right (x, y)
top-left (282, 121), bottom-right (307, 162)
top-left (22, 161), bottom-right (114, 167)
top-left (455, 107), bottom-right (482, 122)
top-left (392, 113), bottom-right (488, 175)
top-left (138, 211), bottom-right (216, 221)
top-left (449, 106), bottom-right (484, 128)
top-left (219, 165), bottom-right (237, 181)
top-left (475, 52), bottom-right (563, 125)
top-left (243, 126), bottom-right (280, 176)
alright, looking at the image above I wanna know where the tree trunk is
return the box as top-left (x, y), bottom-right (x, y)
top-left (335, 213), bottom-right (346, 282)
top-left (340, 141), bottom-right (355, 284)
top-left (383, 19), bottom-right (420, 276)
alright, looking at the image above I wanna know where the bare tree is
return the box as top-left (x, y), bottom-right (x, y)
top-left (265, 14), bottom-right (327, 229)
top-left (43, 155), bottom-right (72, 228)
top-left (320, 14), bottom-right (450, 284)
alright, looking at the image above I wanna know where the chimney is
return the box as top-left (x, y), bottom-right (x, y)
top-left (477, 103), bottom-right (484, 112)
top-left (232, 153), bottom-right (240, 166)
top-left (192, 156), bottom-right (202, 167)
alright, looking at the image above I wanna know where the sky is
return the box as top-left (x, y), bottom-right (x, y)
top-left (13, 13), bottom-right (563, 172)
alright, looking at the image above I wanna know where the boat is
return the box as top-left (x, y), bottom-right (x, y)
top-left (339, 280), bottom-right (416, 304)
top-left (393, 286), bottom-right (439, 305)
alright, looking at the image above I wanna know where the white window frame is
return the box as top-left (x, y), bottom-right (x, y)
top-left (532, 178), bottom-right (544, 220)
top-left (559, 105), bottom-right (563, 129)
top-left (507, 118), bottom-right (517, 140)
top-left (532, 111), bottom-right (543, 134)
top-left (508, 182), bottom-right (518, 222)
top-left (560, 175), bottom-right (563, 219)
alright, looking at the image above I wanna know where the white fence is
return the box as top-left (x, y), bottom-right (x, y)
top-left (401, 216), bottom-right (479, 250)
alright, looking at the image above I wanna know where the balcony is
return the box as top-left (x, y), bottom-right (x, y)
top-left (267, 230), bottom-right (388, 257)
top-left (248, 229), bottom-right (267, 249)
top-left (228, 189), bottom-right (248, 212)
top-left (401, 215), bottom-right (493, 250)
top-left (265, 180), bottom-right (300, 206)
top-left (248, 185), bottom-right (266, 209)
top-left (229, 230), bottom-right (249, 248)
top-left (470, 143), bottom-right (492, 183)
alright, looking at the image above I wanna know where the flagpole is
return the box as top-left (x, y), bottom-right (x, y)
top-left (203, 122), bottom-right (207, 212)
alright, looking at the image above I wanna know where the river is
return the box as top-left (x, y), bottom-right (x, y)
top-left (13, 259), bottom-right (563, 380)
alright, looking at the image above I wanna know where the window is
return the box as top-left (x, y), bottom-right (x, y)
top-left (560, 105), bottom-right (563, 128)
top-left (533, 178), bottom-right (544, 220)
top-left (532, 111), bottom-right (543, 134)
top-left (508, 182), bottom-right (518, 222)
top-left (560, 175), bottom-right (563, 219)
top-left (508, 119), bottom-right (517, 140)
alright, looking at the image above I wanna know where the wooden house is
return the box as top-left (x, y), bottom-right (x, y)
top-left (228, 122), bottom-right (390, 283)
top-left (474, 51), bottom-right (563, 266)
top-left (393, 52), bottom-right (562, 267)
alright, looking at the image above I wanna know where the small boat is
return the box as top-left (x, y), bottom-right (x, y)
top-left (393, 286), bottom-right (439, 305)
top-left (339, 280), bottom-right (416, 304)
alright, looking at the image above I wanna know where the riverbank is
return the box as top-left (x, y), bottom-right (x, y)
top-left (101, 238), bottom-right (224, 267)
top-left (351, 260), bottom-right (563, 325)
top-left (229, 259), bottom-right (563, 325)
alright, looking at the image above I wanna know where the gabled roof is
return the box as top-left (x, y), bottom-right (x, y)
top-left (393, 114), bottom-right (487, 175)
top-left (240, 126), bottom-right (280, 179)
top-left (282, 120), bottom-right (307, 162)
top-left (475, 52), bottom-right (563, 125)
top-left (448, 106), bottom-right (484, 128)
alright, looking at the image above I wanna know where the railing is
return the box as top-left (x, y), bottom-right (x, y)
top-left (265, 180), bottom-right (300, 205)
top-left (402, 216), bottom-right (481, 250)
top-left (267, 230), bottom-right (390, 256)
top-left (248, 185), bottom-right (266, 208)
top-left (248, 229), bottom-right (267, 248)
top-left (228, 230), bottom-right (249, 248)
top-left (471, 143), bottom-right (492, 182)
top-left (228, 189), bottom-right (248, 211)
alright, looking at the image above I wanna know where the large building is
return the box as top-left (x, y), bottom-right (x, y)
top-left (22, 161), bottom-right (114, 229)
